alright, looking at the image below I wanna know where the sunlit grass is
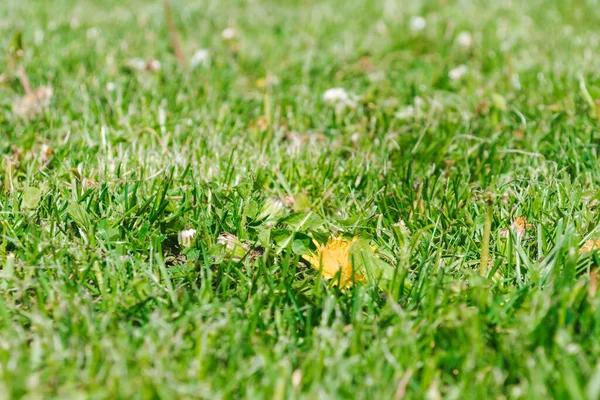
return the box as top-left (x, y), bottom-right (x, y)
top-left (2, 0), bottom-right (600, 398)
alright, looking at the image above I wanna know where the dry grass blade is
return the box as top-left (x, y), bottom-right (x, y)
top-left (17, 66), bottom-right (32, 95)
top-left (163, 0), bottom-right (185, 67)
top-left (393, 369), bottom-right (414, 400)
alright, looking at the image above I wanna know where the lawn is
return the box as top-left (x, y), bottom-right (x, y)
top-left (2, 0), bottom-right (600, 398)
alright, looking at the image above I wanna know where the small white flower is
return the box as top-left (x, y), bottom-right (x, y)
top-left (221, 27), bottom-right (237, 40)
top-left (285, 131), bottom-right (305, 155)
top-left (511, 73), bottom-right (521, 90)
top-left (430, 99), bottom-right (444, 111)
top-left (125, 57), bottom-right (147, 71)
top-left (34, 28), bottom-right (44, 45)
top-left (147, 59), bottom-right (161, 72)
top-left (414, 96), bottom-right (425, 109)
top-left (410, 16), bottom-right (426, 32)
top-left (375, 21), bottom-right (388, 35)
top-left (292, 369), bottom-right (302, 388)
top-left (190, 49), bottom-right (210, 68)
top-left (264, 74), bottom-right (280, 87)
top-left (158, 108), bottom-right (166, 128)
top-left (106, 82), bottom-right (116, 92)
top-left (566, 343), bottom-right (580, 354)
top-left (323, 88), bottom-right (356, 109)
top-left (367, 71), bottom-right (385, 83)
top-left (395, 106), bottom-right (415, 120)
top-left (178, 229), bottom-right (197, 248)
top-left (323, 88), bottom-right (349, 103)
top-left (455, 31), bottom-right (473, 49)
top-left (126, 58), bottom-right (161, 72)
top-left (448, 64), bottom-right (468, 81)
top-left (70, 17), bottom-right (81, 29)
top-left (87, 27), bottom-right (99, 40)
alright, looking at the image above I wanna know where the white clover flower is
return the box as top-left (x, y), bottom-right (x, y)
top-left (87, 27), bottom-right (99, 40)
top-left (190, 49), bottom-right (210, 68)
top-left (147, 59), bottom-right (161, 72)
top-left (511, 73), bottom-right (521, 90)
top-left (158, 108), bottom-right (166, 128)
top-left (221, 27), bottom-right (237, 40)
top-left (285, 131), bottom-right (304, 155)
top-left (264, 74), bottom-right (280, 87)
top-left (178, 229), bottom-right (197, 248)
top-left (70, 17), bottom-right (81, 29)
top-left (292, 369), bottom-right (302, 388)
top-left (414, 96), bottom-right (425, 109)
top-left (375, 21), bottom-right (388, 35)
top-left (395, 106), bottom-right (415, 120)
top-left (256, 74), bottom-right (280, 89)
top-left (323, 88), bottom-right (356, 109)
top-left (455, 31), bottom-right (473, 49)
top-left (323, 88), bottom-right (349, 103)
top-left (448, 64), bottom-right (468, 81)
top-left (125, 57), bottom-right (147, 71)
top-left (125, 58), bottom-right (161, 72)
top-left (410, 16), bottom-right (426, 32)
top-left (34, 28), bottom-right (44, 45)
top-left (367, 71), bottom-right (386, 83)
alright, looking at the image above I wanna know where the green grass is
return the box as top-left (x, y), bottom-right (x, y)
top-left (2, 0), bottom-right (600, 398)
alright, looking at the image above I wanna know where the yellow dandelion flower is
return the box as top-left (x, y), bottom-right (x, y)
top-left (302, 236), bottom-right (365, 287)
top-left (579, 239), bottom-right (600, 254)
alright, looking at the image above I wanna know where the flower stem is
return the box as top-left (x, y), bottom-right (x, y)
top-left (479, 201), bottom-right (493, 277)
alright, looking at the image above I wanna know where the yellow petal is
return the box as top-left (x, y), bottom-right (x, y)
top-left (302, 236), bottom-right (364, 287)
